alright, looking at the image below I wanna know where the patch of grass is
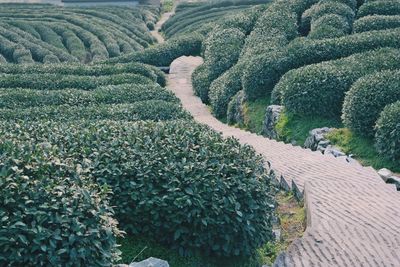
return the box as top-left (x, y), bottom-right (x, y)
top-left (326, 128), bottom-right (400, 172)
top-left (161, 0), bottom-right (174, 13)
top-left (275, 111), bottom-right (342, 145)
top-left (243, 97), bottom-right (271, 134)
top-left (118, 191), bottom-right (306, 267)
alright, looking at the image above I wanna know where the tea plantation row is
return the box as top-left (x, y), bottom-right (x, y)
top-left (0, 4), bottom-right (159, 63)
top-left (187, 0), bottom-right (400, 162)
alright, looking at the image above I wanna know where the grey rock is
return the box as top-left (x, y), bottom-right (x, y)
top-left (273, 228), bottom-right (282, 241)
top-left (304, 127), bottom-right (333, 151)
top-left (227, 90), bottom-right (247, 126)
top-left (262, 105), bottom-right (284, 139)
top-left (129, 257), bottom-right (169, 267)
top-left (378, 168), bottom-right (393, 182)
top-left (387, 175), bottom-right (400, 191)
top-left (324, 145), bottom-right (346, 157)
top-left (273, 252), bottom-right (289, 267)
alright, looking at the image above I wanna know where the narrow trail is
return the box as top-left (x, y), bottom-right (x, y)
top-left (152, 10), bottom-right (400, 267)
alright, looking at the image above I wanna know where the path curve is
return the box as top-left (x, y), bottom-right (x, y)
top-left (168, 56), bottom-right (400, 266)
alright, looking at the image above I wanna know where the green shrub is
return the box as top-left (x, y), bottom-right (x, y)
top-left (227, 90), bottom-right (247, 125)
top-left (357, 0), bottom-right (400, 18)
top-left (243, 28), bottom-right (400, 100)
top-left (375, 101), bottom-right (400, 161)
top-left (300, 2), bottom-right (355, 34)
top-left (0, 120), bottom-right (274, 257)
top-left (104, 33), bottom-right (204, 66)
top-left (0, 84), bottom-right (177, 109)
top-left (0, 62), bottom-right (165, 85)
top-left (12, 45), bottom-right (34, 64)
top-left (277, 48), bottom-right (400, 118)
top-left (203, 27), bottom-right (245, 79)
top-left (0, 73), bottom-right (153, 90)
top-left (342, 70), bottom-right (400, 136)
top-left (0, 131), bottom-right (121, 266)
top-left (0, 101), bottom-right (189, 122)
top-left (192, 63), bottom-right (214, 103)
top-left (209, 64), bottom-right (243, 118)
top-left (308, 14), bottom-right (351, 39)
top-left (353, 15), bottom-right (400, 33)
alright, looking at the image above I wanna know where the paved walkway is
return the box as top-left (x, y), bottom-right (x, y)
top-left (167, 56), bottom-right (400, 266)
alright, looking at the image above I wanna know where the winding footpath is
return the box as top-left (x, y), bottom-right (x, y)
top-left (152, 11), bottom-right (400, 267)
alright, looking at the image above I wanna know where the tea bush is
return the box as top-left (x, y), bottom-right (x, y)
top-left (353, 15), bottom-right (400, 33)
top-left (0, 120), bottom-right (274, 257)
top-left (357, 0), bottom-right (400, 18)
top-left (104, 33), bottom-right (204, 66)
top-left (209, 64), bottom-right (243, 118)
top-left (277, 48), bottom-right (400, 117)
top-left (0, 101), bottom-right (190, 122)
top-left (308, 14), bottom-right (351, 38)
top-left (300, 2), bottom-right (355, 35)
top-left (342, 70), bottom-right (400, 136)
top-left (0, 84), bottom-right (178, 109)
top-left (375, 101), bottom-right (400, 161)
top-left (0, 62), bottom-right (165, 85)
top-left (243, 28), bottom-right (400, 100)
top-left (192, 63), bottom-right (214, 103)
top-left (0, 73), bottom-right (153, 90)
top-left (0, 131), bottom-right (121, 266)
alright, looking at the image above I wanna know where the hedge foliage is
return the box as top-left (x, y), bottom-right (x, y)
top-left (353, 15), bottom-right (400, 33)
top-left (0, 73), bottom-right (153, 90)
top-left (0, 101), bottom-right (189, 122)
top-left (342, 70), bottom-right (400, 136)
top-left (0, 4), bottom-right (158, 63)
top-left (308, 13), bottom-right (351, 39)
top-left (301, 1), bottom-right (355, 37)
top-left (276, 48), bottom-right (400, 118)
top-left (0, 128), bottom-right (121, 265)
top-left (0, 84), bottom-right (178, 109)
top-left (0, 62), bottom-right (165, 86)
top-left (357, 0), bottom-right (400, 18)
top-left (0, 119), bottom-right (274, 257)
top-left (192, 64), bottom-right (214, 103)
top-left (243, 28), bottom-right (400, 100)
top-left (209, 64), bottom-right (243, 118)
top-left (375, 101), bottom-right (400, 161)
top-left (104, 33), bottom-right (204, 66)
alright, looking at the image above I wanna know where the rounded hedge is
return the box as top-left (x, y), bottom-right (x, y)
top-left (308, 14), bottom-right (350, 39)
top-left (375, 101), bottom-right (400, 161)
top-left (0, 120), bottom-right (275, 257)
top-left (0, 131), bottom-right (121, 266)
top-left (277, 48), bottom-right (400, 117)
top-left (357, 0), bottom-right (400, 18)
top-left (342, 70), bottom-right (400, 136)
top-left (203, 27), bottom-right (245, 79)
top-left (209, 64), bottom-right (243, 118)
top-left (243, 28), bottom-right (400, 100)
top-left (353, 15), bottom-right (400, 33)
top-left (192, 63), bottom-right (214, 103)
top-left (300, 2), bottom-right (355, 34)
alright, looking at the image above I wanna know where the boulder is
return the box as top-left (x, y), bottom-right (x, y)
top-left (227, 90), bottom-right (247, 126)
top-left (304, 127), bottom-right (333, 151)
top-left (262, 105), bottom-right (284, 139)
top-left (129, 257), bottom-right (169, 267)
top-left (377, 168), bottom-right (393, 182)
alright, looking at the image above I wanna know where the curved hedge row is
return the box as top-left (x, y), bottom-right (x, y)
top-left (308, 13), bottom-right (351, 39)
top-left (0, 119), bottom-right (274, 257)
top-left (0, 101), bottom-right (190, 122)
top-left (192, 28), bottom-right (245, 103)
top-left (301, 1), bottom-right (355, 37)
top-left (353, 15), bottom-right (400, 33)
top-left (0, 84), bottom-right (177, 109)
top-left (342, 70), bottom-right (400, 136)
top-left (375, 101), bottom-right (400, 161)
top-left (274, 48), bottom-right (400, 118)
top-left (0, 62), bottom-right (165, 85)
top-left (357, 0), bottom-right (400, 18)
top-left (243, 28), bottom-right (400, 100)
top-left (104, 33), bottom-right (204, 66)
top-left (209, 64), bottom-right (243, 118)
top-left (0, 4), bottom-right (159, 63)
top-left (0, 73), bottom-right (153, 90)
top-left (0, 135), bottom-right (121, 266)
